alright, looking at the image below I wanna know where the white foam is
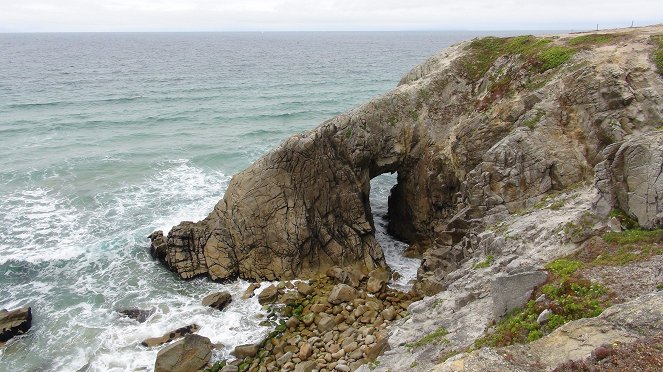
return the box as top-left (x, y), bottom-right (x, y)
top-left (0, 188), bottom-right (87, 264)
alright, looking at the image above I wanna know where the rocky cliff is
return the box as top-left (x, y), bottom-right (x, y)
top-left (150, 25), bottom-right (663, 286)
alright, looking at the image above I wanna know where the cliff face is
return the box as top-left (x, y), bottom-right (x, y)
top-left (149, 25), bottom-right (663, 283)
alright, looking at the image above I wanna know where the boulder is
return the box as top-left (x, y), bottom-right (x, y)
top-left (241, 283), bottom-right (260, 299)
top-left (232, 343), bottom-right (259, 358)
top-left (154, 334), bottom-right (212, 372)
top-left (492, 271), bottom-right (547, 319)
top-left (202, 291), bottom-right (232, 311)
top-left (328, 284), bottom-right (356, 305)
top-left (0, 307), bottom-right (32, 344)
top-left (141, 324), bottom-right (200, 347)
top-left (295, 281), bottom-right (314, 296)
top-left (257, 285), bottom-right (278, 305)
top-left (117, 308), bottom-right (153, 323)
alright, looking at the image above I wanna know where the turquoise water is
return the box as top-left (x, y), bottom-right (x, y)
top-left (0, 31), bottom-right (525, 371)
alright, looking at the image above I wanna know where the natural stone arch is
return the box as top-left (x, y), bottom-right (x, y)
top-left (149, 85), bottom-right (429, 281)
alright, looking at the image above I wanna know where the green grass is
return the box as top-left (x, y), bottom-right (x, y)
top-left (608, 208), bottom-right (639, 230)
top-left (474, 272), bottom-right (608, 349)
top-left (523, 110), bottom-right (546, 130)
top-left (594, 229), bottom-right (663, 265)
top-left (567, 33), bottom-right (617, 47)
top-left (545, 258), bottom-right (582, 277)
top-left (538, 46), bottom-right (575, 71)
top-left (473, 255), bottom-right (494, 269)
top-left (657, 283), bottom-right (663, 291)
top-left (406, 327), bottom-right (450, 351)
top-left (458, 35), bottom-right (573, 81)
top-left (652, 35), bottom-right (663, 75)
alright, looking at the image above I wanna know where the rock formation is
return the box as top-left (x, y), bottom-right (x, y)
top-left (0, 307), bottom-right (32, 345)
top-left (150, 25), bottom-right (663, 285)
top-left (154, 334), bottom-right (212, 372)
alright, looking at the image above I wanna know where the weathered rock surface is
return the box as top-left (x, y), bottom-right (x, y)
top-left (141, 324), bottom-right (200, 347)
top-left (434, 292), bottom-right (663, 371)
top-left (154, 334), bottom-right (212, 372)
top-left (202, 291), bottom-right (232, 311)
top-left (0, 307), bottom-right (32, 345)
top-left (149, 25), bottom-right (663, 285)
top-left (594, 132), bottom-right (663, 228)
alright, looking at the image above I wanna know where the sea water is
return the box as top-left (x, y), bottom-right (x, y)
top-left (0, 31), bottom-right (526, 371)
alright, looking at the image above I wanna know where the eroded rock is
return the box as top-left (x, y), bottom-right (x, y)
top-left (0, 307), bottom-right (32, 345)
top-left (154, 334), bottom-right (212, 372)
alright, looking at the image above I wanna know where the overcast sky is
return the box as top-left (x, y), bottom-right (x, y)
top-left (1, 0), bottom-right (661, 32)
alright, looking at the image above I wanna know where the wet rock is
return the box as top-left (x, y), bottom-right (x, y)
top-left (154, 334), bottom-right (212, 372)
top-left (202, 291), bottom-right (232, 311)
top-left (0, 307), bottom-right (32, 344)
top-left (328, 284), bottom-right (356, 305)
top-left (258, 285), bottom-right (279, 305)
top-left (118, 308), bottom-right (154, 323)
top-left (241, 283), bottom-right (260, 299)
top-left (232, 343), bottom-right (259, 358)
top-left (141, 324), bottom-right (200, 347)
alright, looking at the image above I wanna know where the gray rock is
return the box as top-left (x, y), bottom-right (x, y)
top-left (202, 291), bottom-right (232, 311)
top-left (0, 307), bottom-right (32, 344)
top-left (154, 334), bottom-right (212, 372)
top-left (537, 309), bottom-right (552, 324)
top-left (594, 132), bottom-right (663, 229)
top-left (491, 271), bottom-right (547, 319)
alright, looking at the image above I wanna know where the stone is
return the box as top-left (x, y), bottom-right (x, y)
top-left (277, 351), bottom-right (293, 366)
top-left (233, 343), bottom-right (259, 358)
top-left (299, 342), bottom-right (313, 360)
top-left (294, 360), bottom-right (317, 372)
top-left (328, 284), bottom-right (356, 305)
top-left (258, 285), bottom-right (279, 305)
top-left (0, 307), bottom-right (32, 344)
top-left (118, 308), bottom-right (153, 323)
top-left (364, 333), bottom-right (389, 361)
top-left (202, 291), bottom-right (232, 311)
top-left (537, 309), bottom-right (553, 324)
top-left (316, 314), bottom-right (336, 333)
top-left (141, 324), bottom-right (200, 347)
top-left (286, 316), bottom-right (300, 329)
top-left (380, 307), bottom-right (397, 322)
top-left (241, 283), bottom-right (260, 299)
top-left (295, 281), bottom-right (315, 296)
top-left (154, 334), bottom-right (212, 372)
top-left (492, 271), bottom-right (548, 319)
top-left (300, 313), bottom-right (315, 327)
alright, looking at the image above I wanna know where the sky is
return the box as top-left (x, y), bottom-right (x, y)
top-left (0, 0), bottom-right (661, 32)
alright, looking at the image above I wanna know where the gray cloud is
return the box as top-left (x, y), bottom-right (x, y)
top-left (0, 0), bottom-right (660, 32)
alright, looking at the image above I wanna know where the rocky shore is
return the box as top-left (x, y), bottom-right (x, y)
top-left (148, 24), bottom-right (663, 371)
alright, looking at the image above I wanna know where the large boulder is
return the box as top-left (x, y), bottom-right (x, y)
top-left (202, 291), bottom-right (232, 311)
top-left (594, 132), bottom-right (663, 228)
top-left (0, 307), bottom-right (32, 344)
top-left (154, 334), bottom-right (212, 372)
top-left (327, 284), bottom-right (357, 305)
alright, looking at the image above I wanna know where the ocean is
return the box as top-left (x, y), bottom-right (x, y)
top-left (0, 31), bottom-right (528, 371)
